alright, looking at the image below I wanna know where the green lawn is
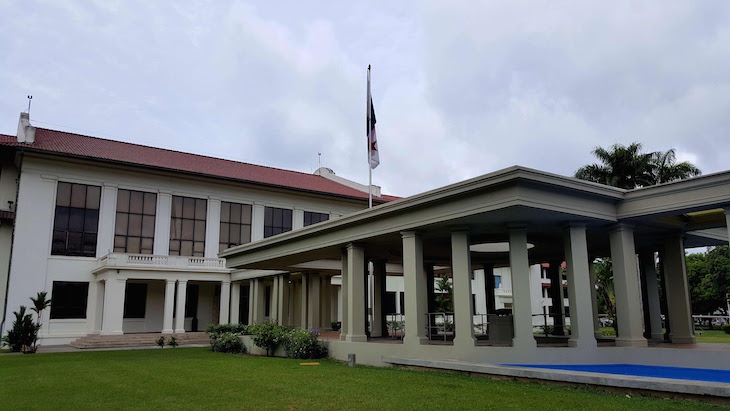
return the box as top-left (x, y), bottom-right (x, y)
top-left (0, 348), bottom-right (722, 410)
top-left (696, 329), bottom-right (730, 344)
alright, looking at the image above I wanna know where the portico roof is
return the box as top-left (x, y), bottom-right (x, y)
top-left (221, 166), bottom-right (730, 272)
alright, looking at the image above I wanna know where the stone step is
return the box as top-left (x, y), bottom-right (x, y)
top-left (69, 333), bottom-right (211, 349)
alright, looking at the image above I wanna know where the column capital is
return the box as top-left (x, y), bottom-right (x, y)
top-left (178, 279), bottom-right (188, 285)
top-left (610, 222), bottom-right (635, 233)
top-left (346, 242), bottom-right (365, 251)
top-left (562, 222), bottom-right (587, 231)
top-left (724, 207), bottom-right (730, 215)
top-left (166, 279), bottom-right (176, 285)
top-left (450, 226), bottom-right (470, 234)
top-left (506, 223), bottom-right (527, 232)
top-left (221, 280), bottom-right (231, 286)
top-left (400, 230), bottom-right (421, 239)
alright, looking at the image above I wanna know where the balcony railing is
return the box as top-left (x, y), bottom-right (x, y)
top-left (96, 253), bottom-right (228, 273)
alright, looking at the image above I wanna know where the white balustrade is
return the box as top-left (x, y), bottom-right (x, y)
top-left (96, 253), bottom-right (228, 273)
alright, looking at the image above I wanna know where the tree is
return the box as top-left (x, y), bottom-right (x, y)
top-left (575, 142), bottom-right (656, 189)
top-left (30, 291), bottom-right (51, 326)
top-left (434, 274), bottom-right (453, 313)
top-left (651, 148), bottom-right (701, 184)
top-left (686, 246), bottom-right (730, 316)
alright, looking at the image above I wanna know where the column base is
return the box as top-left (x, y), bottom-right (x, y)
top-left (404, 336), bottom-right (429, 346)
top-left (340, 334), bottom-right (347, 341)
top-left (650, 332), bottom-right (664, 341)
top-left (454, 337), bottom-right (476, 349)
top-left (161, 329), bottom-right (174, 334)
top-left (100, 330), bottom-right (123, 336)
top-left (174, 328), bottom-right (186, 334)
top-left (568, 338), bottom-right (597, 349)
top-left (345, 334), bottom-right (368, 343)
top-left (512, 337), bottom-right (537, 350)
top-left (670, 336), bottom-right (696, 344)
top-left (594, 330), bottom-right (603, 339)
top-left (615, 337), bottom-right (648, 347)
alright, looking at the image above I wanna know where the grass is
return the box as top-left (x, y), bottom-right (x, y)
top-left (0, 348), bottom-right (722, 410)
top-left (695, 329), bottom-right (730, 344)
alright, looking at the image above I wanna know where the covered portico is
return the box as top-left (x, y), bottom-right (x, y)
top-left (220, 166), bottom-right (730, 369)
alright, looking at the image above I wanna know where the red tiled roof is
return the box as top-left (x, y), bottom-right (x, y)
top-left (0, 129), bottom-right (400, 203)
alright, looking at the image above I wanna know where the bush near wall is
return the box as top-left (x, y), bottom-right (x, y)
top-left (207, 322), bottom-right (328, 359)
top-left (283, 329), bottom-right (328, 359)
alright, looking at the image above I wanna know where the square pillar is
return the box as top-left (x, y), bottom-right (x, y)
top-left (563, 224), bottom-right (597, 348)
top-left (509, 227), bottom-right (536, 349)
top-left (609, 224), bottom-right (647, 347)
top-left (92, 281), bottom-right (105, 333)
top-left (308, 273), bottom-right (321, 329)
top-left (300, 274), bottom-right (309, 328)
top-left (101, 278), bottom-right (126, 335)
top-left (162, 280), bottom-right (176, 333)
top-left (277, 275), bottom-right (290, 326)
top-left (321, 276), bottom-right (332, 329)
top-left (371, 261), bottom-right (387, 337)
top-left (96, 185), bottom-right (117, 258)
top-left (219, 281), bottom-right (231, 324)
top-left (271, 276), bottom-right (279, 323)
top-left (663, 236), bottom-right (695, 344)
top-left (346, 244), bottom-right (367, 342)
top-left (174, 280), bottom-right (188, 333)
top-left (230, 282), bottom-right (241, 324)
top-left (340, 250), bottom-right (349, 341)
top-left (402, 231), bottom-right (428, 346)
top-left (154, 192), bottom-right (172, 255)
top-left (248, 281), bottom-right (255, 325)
top-left (253, 279), bottom-right (266, 324)
top-left (452, 229), bottom-right (476, 348)
top-left (205, 198), bottom-right (221, 258)
top-left (589, 262), bottom-right (602, 339)
top-left (638, 250), bottom-right (663, 340)
top-left (547, 261), bottom-right (566, 335)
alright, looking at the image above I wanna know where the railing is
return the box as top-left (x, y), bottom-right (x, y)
top-left (426, 312), bottom-right (454, 341)
top-left (386, 313), bottom-right (405, 340)
top-left (96, 253), bottom-right (228, 272)
top-left (532, 313), bottom-right (570, 336)
top-left (473, 313), bottom-right (489, 338)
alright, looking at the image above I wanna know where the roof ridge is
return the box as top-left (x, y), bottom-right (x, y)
top-left (33, 126), bottom-right (328, 180)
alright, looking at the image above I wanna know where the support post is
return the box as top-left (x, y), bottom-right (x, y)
top-left (638, 250), bottom-right (663, 340)
top-left (402, 231), bottom-right (428, 346)
top-left (162, 280), bottom-right (176, 333)
top-left (340, 250), bottom-right (349, 341)
top-left (547, 260), bottom-right (566, 336)
top-left (452, 229), bottom-right (476, 349)
top-left (219, 281), bottom-right (231, 324)
top-left (278, 274), bottom-right (290, 326)
top-left (174, 280), bottom-right (188, 333)
top-left (230, 282), bottom-right (241, 324)
top-left (509, 226), bottom-right (537, 349)
top-left (346, 244), bottom-right (367, 342)
top-left (609, 224), bottom-right (647, 347)
top-left (308, 273), bottom-right (321, 329)
top-left (371, 260), bottom-right (387, 337)
top-left (300, 274), bottom-right (309, 328)
top-left (248, 281), bottom-right (255, 325)
top-left (101, 278), bottom-right (126, 335)
top-left (563, 224), bottom-right (597, 348)
top-left (663, 236), bottom-right (695, 344)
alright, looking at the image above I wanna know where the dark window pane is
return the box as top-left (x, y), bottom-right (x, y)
top-left (54, 207), bottom-right (70, 230)
top-left (56, 182), bottom-right (71, 207)
top-left (230, 203), bottom-right (241, 224)
top-left (142, 215), bottom-right (155, 238)
top-left (182, 220), bottom-right (194, 240)
top-left (171, 196), bottom-right (183, 218)
top-left (273, 208), bottom-right (282, 226)
top-left (242, 205), bottom-right (252, 224)
top-left (128, 214), bottom-right (142, 237)
top-left (83, 233), bottom-right (96, 256)
top-left (129, 191), bottom-right (144, 214)
top-left (183, 198), bottom-right (195, 219)
top-left (219, 243), bottom-right (227, 253)
top-left (123, 283), bottom-right (147, 319)
top-left (229, 225), bottom-right (240, 246)
top-left (283, 209), bottom-right (292, 230)
top-left (304, 213), bottom-right (311, 226)
top-left (115, 213), bottom-right (128, 235)
top-left (264, 227), bottom-right (272, 238)
top-left (220, 202), bottom-right (230, 223)
top-left (50, 281), bottom-right (89, 319)
top-left (69, 208), bottom-right (85, 232)
top-left (117, 189), bottom-right (130, 213)
top-left (181, 241), bottom-right (193, 256)
top-left (194, 221), bottom-right (205, 241)
top-left (170, 218), bottom-right (182, 240)
top-left (193, 241), bottom-right (205, 253)
top-left (240, 225), bottom-right (251, 244)
top-left (84, 209), bottom-right (99, 233)
top-left (169, 240), bottom-right (180, 252)
top-left (86, 186), bottom-right (101, 210)
top-left (219, 223), bottom-right (229, 243)
top-left (195, 199), bottom-right (207, 220)
top-left (264, 207), bottom-right (273, 225)
top-left (67, 232), bottom-right (83, 255)
top-left (114, 236), bottom-right (126, 249)
top-left (70, 184), bottom-right (86, 208)
top-left (52, 231), bottom-right (66, 254)
top-left (127, 237), bottom-right (141, 254)
top-left (143, 193), bottom-right (156, 215)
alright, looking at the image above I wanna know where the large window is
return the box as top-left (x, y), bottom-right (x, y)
top-left (219, 201), bottom-right (252, 252)
top-left (303, 211), bottom-right (329, 227)
top-left (50, 281), bottom-right (89, 319)
top-left (123, 283), bottom-right (148, 318)
top-left (115, 189), bottom-right (157, 254)
top-left (169, 196), bottom-right (207, 256)
top-left (52, 182), bottom-right (101, 257)
top-left (264, 206), bottom-right (292, 238)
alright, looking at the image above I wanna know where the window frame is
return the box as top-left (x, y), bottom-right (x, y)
top-left (169, 195), bottom-right (207, 257)
top-left (114, 189), bottom-right (157, 254)
top-left (219, 201), bottom-right (253, 252)
top-left (49, 281), bottom-right (90, 319)
top-left (303, 211), bottom-right (329, 227)
top-left (52, 182), bottom-right (101, 257)
top-left (263, 206), bottom-right (292, 238)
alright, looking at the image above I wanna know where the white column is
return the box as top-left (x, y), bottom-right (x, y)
top-left (609, 224), bottom-right (647, 347)
top-left (638, 251), bottom-right (663, 340)
top-left (253, 279), bottom-right (265, 324)
top-left (300, 274), bottom-right (308, 328)
top-left (340, 250), bottom-right (349, 341)
top-left (251, 204), bottom-right (265, 242)
top-left (271, 276), bottom-right (279, 322)
top-left (308, 273), bottom-right (321, 329)
top-left (293, 209), bottom-right (304, 230)
top-left (402, 231), bottom-right (428, 346)
top-left (174, 280), bottom-right (188, 333)
top-left (663, 236), bottom-right (695, 344)
top-left (371, 262), bottom-right (385, 337)
top-left (219, 280), bottom-right (231, 324)
top-left (230, 282), bottom-right (241, 324)
top-left (90, 281), bottom-right (105, 334)
top-left (96, 185), bottom-right (117, 258)
top-left (278, 274), bottom-right (290, 326)
top-left (162, 280), bottom-right (176, 333)
top-left (509, 227), bottom-right (536, 349)
top-left (452, 229), bottom-right (476, 349)
top-left (101, 278), bottom-right (126, 335)
top-left (154, 192), bottom-right (172, 255)
top-left (346, 244), bottom-right (367, 342)
top-left (248, 282), bottom-right (255, 324)
top-left (563, 224), bottom-right (597, 349)
top-left (321, 276), bottom-right (332, 329)
top-left (205, 198), bottom-right (221, 258)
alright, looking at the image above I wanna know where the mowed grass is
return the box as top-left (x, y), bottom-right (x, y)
top-left (0, 347), bottom-right (722, 411)
top-left (696, 329), bottom-right (730, 344)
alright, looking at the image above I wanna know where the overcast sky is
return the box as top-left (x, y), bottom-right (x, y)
top-left (1, 1), bottom-right (728, 197)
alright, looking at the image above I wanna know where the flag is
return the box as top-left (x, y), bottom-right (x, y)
top-left (367, 68), bottom-right (380, 169)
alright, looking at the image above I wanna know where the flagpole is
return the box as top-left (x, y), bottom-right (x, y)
top-left (367, 64), bottom-right (372, 208)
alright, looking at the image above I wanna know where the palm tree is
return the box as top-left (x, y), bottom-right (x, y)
top-left (30, 291), bottom-right (51, 325)
top-left (575, 142), bottom-right (656, 189)
top-left (651, 148), bottom-right (701, 184)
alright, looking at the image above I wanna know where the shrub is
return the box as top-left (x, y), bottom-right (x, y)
top-left (331, 322), bottom-right (341, 331)
top-left (167, 336), bottom-right (178, 348)
top-left (283, 328), bottom-right (328, 359)
top-left (156, 336), bottom-right (165, 348)
top-left (1, 306), bottom-right (40, 353)
top-left (206, 323), bottom-right (253, 335)
top-left (210, 332), bottom-right (246, 354)
top-left (722, 324), bottom-right (730, 334)
top-left (251, 321), bottom-right (292, 356)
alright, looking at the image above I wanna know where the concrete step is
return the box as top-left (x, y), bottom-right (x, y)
top-left (69, 332), bottom-right (211, 349)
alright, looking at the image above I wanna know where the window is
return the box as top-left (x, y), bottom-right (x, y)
top-left (263, 206), bottom-right (292, 238)
top-left (219, 201), bottom-right (252, 252)
top-left (50, 281), bottom-right (89, 319)
top-left (52, 182), bottom-right (101, 257)
top-left (123, 283), bottom-right (147, 318)
top-left (169, 196), bottom-right (207, 256)
top-left (115, 189), bottom-right (157, 254)
top-left (303, 211), bottom-right (329, 227)
top-left (494, 275), bottom-right (502, 289)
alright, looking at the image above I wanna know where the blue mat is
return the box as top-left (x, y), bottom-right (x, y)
top-left (502, 364), bottom-right (730, 384)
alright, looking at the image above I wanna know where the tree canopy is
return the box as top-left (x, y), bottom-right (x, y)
top-left (686, 246), bottom-right (730, 315)
top-left (575, 142), bottom-right (701, 189)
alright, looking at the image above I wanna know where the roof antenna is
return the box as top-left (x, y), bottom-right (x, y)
top-left (317, 152), bottom-right (321, 175)
top-left (26, 95), bottom-right (32, 117)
